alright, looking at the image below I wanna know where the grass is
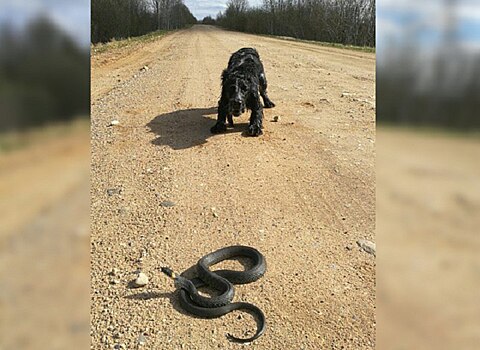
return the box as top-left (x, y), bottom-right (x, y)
top-left (259, 33), bottom-right (376, 53)
top-left (91, 30), bottom-right (170, 54)
top-left (0, 117), bottom-right (89, 154)
top-left (377, 122), bottom-right (480, 140)
top-left (214, 26), bottom-right (375, 53)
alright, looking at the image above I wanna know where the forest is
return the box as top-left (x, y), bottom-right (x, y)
top-left (91, 0), bottom-right (197, 43)
top-left (216, 0), bottom-right (375, 47)
top-left (0, 17), bottom-right (89, 132)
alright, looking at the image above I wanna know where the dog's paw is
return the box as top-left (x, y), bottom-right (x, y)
top-left (247, 124), bottom-right (263, 136)
top-left (210, 123), bottom-right (227, 134)
top-left (264, 100), bottom-right (275, 108)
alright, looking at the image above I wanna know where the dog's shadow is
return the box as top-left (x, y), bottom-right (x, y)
top-left (146, 107), bottom-right (249, 150)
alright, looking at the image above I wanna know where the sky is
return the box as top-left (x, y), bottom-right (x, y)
top-left (377, 0), bottom-right (480, 55)
top-left (185, 0), bottom-right (262, 20)
top-left (0, 0), bottom-right (90, 47)
top-left (1, 0), bottom-right (479, 51)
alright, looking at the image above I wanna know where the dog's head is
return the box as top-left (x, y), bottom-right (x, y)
top-left (222, 73), bottom-right (248, 116)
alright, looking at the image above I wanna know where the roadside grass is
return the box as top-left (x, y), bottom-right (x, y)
top-left (377, 123), bottom-right (480, 139)
top-left (91, 30), bottom-right (170, 55)
top-left (260, 33), bottom-right (376, 53)
top-left (0, 117), bottom-right (89, 154)
top-left (212, 25), bottom-right (375, 53)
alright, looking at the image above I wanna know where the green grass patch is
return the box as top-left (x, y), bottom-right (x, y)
top-left (0, 117), bottom-right (89, 154)
top-left (377, 122), bottom-right (480, 139)
top-left (91, 30), bottom-right (170, 54)
top-left (259, 33), bottom-right (375, 53)
top-left (215, 26), bottom-right (375, 53)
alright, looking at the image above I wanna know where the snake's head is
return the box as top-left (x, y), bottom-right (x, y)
top-left (161, 267), bottom-right (177, 279)
top-left (161, 267), bottom-right (191, 291)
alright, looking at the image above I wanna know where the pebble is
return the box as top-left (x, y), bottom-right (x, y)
top-left (107, 188), bottom-right (121, 196)
top-left (133, 272), bottom-right (149, 287)
top-left (138, 334), bottom-right (147, 345)
top-left (160, 200), bottom-right (175, 207)
top-left (357, 239), bottom-right (376, 256)
top-left (109, 120), bottom-right (120, 126)
top-left (272, 116), bottom-right (280, 122)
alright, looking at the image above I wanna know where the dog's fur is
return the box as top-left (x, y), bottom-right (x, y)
top-left (210, 48), bottom-right (275, 136)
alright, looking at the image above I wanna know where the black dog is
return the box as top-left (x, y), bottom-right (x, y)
top-left (211, 48), bottom-right (275, 136)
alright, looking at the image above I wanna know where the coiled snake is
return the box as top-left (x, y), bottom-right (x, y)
top-left (161, 245), bottom-right (266, 343)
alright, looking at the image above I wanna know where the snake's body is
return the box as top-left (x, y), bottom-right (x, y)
top-left (162, 245), bottom-right (266, 343)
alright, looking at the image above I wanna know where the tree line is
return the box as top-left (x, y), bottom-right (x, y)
top-left (215, 0), bottom-right (375, 47)
top-left (92, 0), bottom-right (197, 43)
top-left (0, 17), bottom-right (89, 132)
top-left (377, 51), bottom-right (480, 130)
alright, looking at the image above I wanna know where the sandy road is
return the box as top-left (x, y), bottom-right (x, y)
top-left (0, 124), bottom-right (90, 349)
top-left (91, 25), bottom-right (375, 349)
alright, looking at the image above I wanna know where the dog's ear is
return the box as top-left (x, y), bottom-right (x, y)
top-left (221, 69), bottom-right (228, 84)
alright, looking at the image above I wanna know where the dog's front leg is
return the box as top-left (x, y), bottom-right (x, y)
top-left (210, 99), bottom-right (228, 134)
top-left (247, 94), bottom-right (263, 136)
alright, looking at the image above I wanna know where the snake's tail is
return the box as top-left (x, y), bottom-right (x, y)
top-left (224, 302), bottom-right (266, 343)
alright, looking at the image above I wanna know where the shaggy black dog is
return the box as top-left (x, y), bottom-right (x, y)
top-left (211, 48), bottom-right (275, 136)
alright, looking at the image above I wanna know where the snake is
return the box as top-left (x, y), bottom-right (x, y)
top-left (161, 245), bottom-right (266, 343)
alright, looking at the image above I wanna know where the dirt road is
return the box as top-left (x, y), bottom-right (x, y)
top-left (0, 124), bottom-right (90, 349)
top-left (377, 128), bottom-right (480, 350)
top-left (91, 25), bottom-right (375, 349)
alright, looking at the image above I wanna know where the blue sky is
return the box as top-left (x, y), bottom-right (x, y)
top-left (0, 0), bottom-right (90, 46)
top-left (1, 0), bottom-right (479, 50)
top-left (377, 0), bottom-right (480, 53)
top-left (185, 0), bottom-right (262, 20)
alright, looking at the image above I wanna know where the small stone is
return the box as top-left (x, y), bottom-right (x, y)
top-left (109, 268), bottom-right (119, 276)
top-left (346, 244), bottom-right (354, 251)
top-left (109, 120), bottom-right (120, 126)
top-left (133, 272), bottom-right (149, 287)
top-left (107, 188), bottom-right (121, 196)
top-left (160, 200), bottom-right (175, 207)
top-left (111, 279), bottom-right (121, 285)
top-left (138, 334), bottom-right (147, 345)
top-left (118, 208), bottom-right (128, 215)
top-left (341, 92), bottom-right (352, 97)
top-left (357, 239), bottom-right (376, 256)
top-left (272, 116), bottom-right (280, 122)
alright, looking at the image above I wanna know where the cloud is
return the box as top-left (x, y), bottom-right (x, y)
top-left (377, 0), bottom-right (480, 49)
top-left (184, 0), bottom-right (264, 20)
top-left (0, 0), bottom-right (90, 46)
top-left (184, 0), bottom-right (227, 19)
